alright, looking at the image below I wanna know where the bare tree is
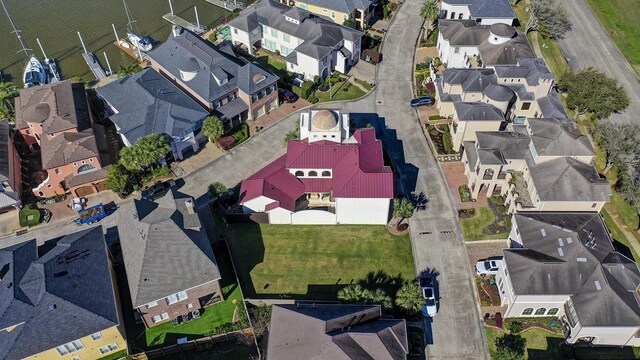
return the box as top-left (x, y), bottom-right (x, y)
top-left (525, 0), bottom-right (571, 39)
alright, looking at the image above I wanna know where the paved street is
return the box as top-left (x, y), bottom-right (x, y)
top-left (557, 0), bottom-right (640, 124)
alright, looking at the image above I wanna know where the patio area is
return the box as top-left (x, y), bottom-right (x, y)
top-left (246, 97), bottom-right (311, 136)
top-left (440, 161), bottom-right (488, 210)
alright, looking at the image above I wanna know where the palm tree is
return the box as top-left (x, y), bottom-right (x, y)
top-left (208, 181), bottom-right (227, 199)
top-left (202, 115), bottom-right (224, 140)
top-left (367, 288), bottom-right (392, 309)
top-left (337, 284), bottom-right (372, 303)
top-left (117, 63), bottom-right (143, 77)
top-left (392, 198), bottom-right (415, 225)
top-left (395, 283), bottom-right (423, 313)
top-left (0, 82), bottom-right (19, 122)
top-left (420, 0), bottom-right (440, 40)
top-left (119, 133), bottom-right (170, 170)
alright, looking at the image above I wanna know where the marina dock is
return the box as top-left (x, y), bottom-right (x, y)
top-left (204, 0), bottom-right (245, 11)
top-left (162, 13), bottom-right (207, 34)
top-left (82, 52), bottom-right (107, 80)
top-left (113, 39), bottom-right (149, 63)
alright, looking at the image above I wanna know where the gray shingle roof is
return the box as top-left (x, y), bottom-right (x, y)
top-left (443, 0), bottom-right (516, 19)
top-left (97, 68), bottom-right (209, 145)
top-left (118, 190), bottom-right (221, 308)
top-left (528, 118), bottom-right (594, 157)
top-left (229, 0), bottom-right (362, 61)
top-left (494, 58), bottom-right (555, 85)
top-left (442, 68), bottom-right (496, 92)
top-left (538, 90), bottom-right (568, 118)
top-left (439, 20), bottom-right (489, 46)
top-left (505, 213), bottom-right (640, 327)
top-left (0, 227), bottom-right (120, 360)
top-left (526, 156), bottom-right (611, 202)
top-left (475, 131), bottom-right (530, 162)
top-left (478, 30), bottom-right (535, 66)
top-left (267, 304), bottom-right (408, 360)
top-left (484, 83), bottom-right (514, 101)
top-left (15, 81), bottom-right (91, 134)
top-left (149, 26), bottom-right (278, 102)
top-left (454, 102), bottom-right (504, 121)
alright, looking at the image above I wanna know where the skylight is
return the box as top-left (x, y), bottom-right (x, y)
top-left (594, 281), bottom-right (601, 290)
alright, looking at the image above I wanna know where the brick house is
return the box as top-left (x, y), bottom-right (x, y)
top-left (14, 81), bottom-right (107, 198)
top-left (118, 190), bottom-right (223, 328)
top-left (148, 25), bottom-right (279, 131)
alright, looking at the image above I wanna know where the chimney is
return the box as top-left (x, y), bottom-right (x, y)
top-left (185, 199), bottom-right (195, 214)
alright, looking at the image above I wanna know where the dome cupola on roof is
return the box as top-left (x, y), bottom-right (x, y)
top-left (178, 57), bottom-right (200, 82)
top-left (25, 102), bottom-right (51, 123)
top-left (311, 110), bottom-right (338, 130)
top-left (488, 23), bottom-right (516, 44)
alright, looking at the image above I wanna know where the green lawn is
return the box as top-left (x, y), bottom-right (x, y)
top-left (485, 326), bottom-right (564, 359)
top-left (145, 285), bottom-right (244, 348)
top-left (19, 207), bottom-right (40, 227)
top-left (316, 80), bottom-right (366, 102)
top-left (537, 33), bottom-right (571, 77)
top-left (225, 224), bottom-right (415, 299)
top-left (602, 209), bottom-right (640, 262)
top-left (460, 208), bottom-right (509, 241)
top-left (586, 0), bottom-right (640, 76)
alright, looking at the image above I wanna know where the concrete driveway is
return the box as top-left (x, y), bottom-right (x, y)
top-left (557, 0), bottom-right (640, 124)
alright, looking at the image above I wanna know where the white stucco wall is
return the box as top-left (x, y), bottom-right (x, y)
top-left (478, 18), bottom-right (515, 26)
top-left (241, 195), bottom-right (275, 213)
top-left (568, 326), bottom-right (640, 346)
top-left (335, 198), bottom-right (390, 224)
top-left (268, 207), bottom-right (293, 224)
top-left (292, 51), bottom-right (322, 79)
top-left (291, 209), bottom-right (337, 224)
top-left (440, 3), bottom-right (470, 20)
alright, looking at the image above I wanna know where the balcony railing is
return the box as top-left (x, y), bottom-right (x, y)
top-left (509, 171), bottom-right (534, 208)
top-left (497, 171), bottom-right (507, 180)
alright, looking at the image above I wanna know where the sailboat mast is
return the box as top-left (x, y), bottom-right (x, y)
top-left (123, 0), bottom-right (137, 33)
top-left (36, 38), bottom-right (48, 59)
top-left (0, 0), bottom-right (31, 57)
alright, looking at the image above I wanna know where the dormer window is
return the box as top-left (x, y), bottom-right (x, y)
top-left (212, 67), bottom-right (228, 86)
top-left (253, 74), bottom-right (267, 84)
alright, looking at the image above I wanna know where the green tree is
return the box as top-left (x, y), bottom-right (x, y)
top-left (202, 115), bottom-right (224, 140)
top-left (343, 18), bottom-right (356, 29)
top-left (525, 0), bottom-right (571, 39)
top-left (104, 163), bottom-right (134, 194)
top-left (0, 82), bottom-right (19, 122)
top-left (420, 0), bottom-right (439, 40)
top-left (494, 333), bottom-right (526, 360)
top-left (593, 122), bottom-right (640, 173)
top-left (367, 288), bottom-right (392, 309)
top-left (558, 68), bottom-right (630, 119)
top-left (119, 133), bottom-right (171, 171)
top-left (283, 122), bottom-right (300, 144)
top-left (395, 283), bottom-right (423, 313)
top-left (208, 181), bottom-right (227, 198)
top-left (117, 63), bottom-right (143, 77)
top-left (393, 198), bottom-right (415, 224)
top-left (338, 284), bottom-right (372, 303)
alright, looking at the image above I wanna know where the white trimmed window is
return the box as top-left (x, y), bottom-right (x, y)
top-left (146, 301), bottom-right (158, 309)
top-left (152, 312), bottom-right (169, 323)
top-left (90, 332), bottom-right (103, 340)
top-left (165, 291), bottom-right (188, 305)
top-left (99, 343), bottom-right (119, 354)
top-left (56, 340), bottom-right (85, 355)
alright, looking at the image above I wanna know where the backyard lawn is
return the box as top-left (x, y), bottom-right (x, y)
top-left (225, 224), bottom-right (415, 299)
top-left (315, 80), bottom-right (366, 102)
top-left (460, 208), bottom-right (509, 241)
top-left (485, 326), bottom-right (564, 359)
top-left (586, 0), bottom-right (640, 76)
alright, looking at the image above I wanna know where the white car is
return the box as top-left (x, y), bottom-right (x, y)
top-left (475, 258), bottom-right (503, 276)
top-left (420, 277), bottom-right (438, 317)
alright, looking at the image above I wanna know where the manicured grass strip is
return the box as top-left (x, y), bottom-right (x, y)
top-left (316, 81), bottom-right (366, 102)
top-left (602, 209), bottom-right (639, 262)
top-left (537, 33), bottom-right (571, 76)
top-left (585, 0), bottom-right (640, 77)
top-left (460, 208), bottom-right (509, 241)
top-left (226, 224), bottom-right (415, 299)
top-left (145, 285), bottom-right (243, 348)
top-left (19, 208), bottom-right (40, 227)
top-left (97, 349), bottom-right (128, 360)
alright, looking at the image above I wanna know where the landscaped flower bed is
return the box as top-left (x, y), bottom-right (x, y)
top-left (482, 197), bottom-right (511, 235)
top-left (475, 275), bottom-right (501, 306)
top-left (485, 316), bottom-right (563, 335)
top-left (459, 185), bottom-right (473, 202)
top-left (426, 124), bottom-right (455, 155)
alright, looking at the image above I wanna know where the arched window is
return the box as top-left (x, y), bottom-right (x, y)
top-left (521, 308), bottom-right (533, 316)
top-left (308, 171), bottom-right (318, 177)
top-left (322, 171), bottom-right (331, 177)
top-left (294, 170), bottom-right (304, 177)
top-left (547, 308), bottom-right (559, 316)
top-left (534, 308), bottom-right (547, 316)
top-left (78, 164), bottom-right (96, 174)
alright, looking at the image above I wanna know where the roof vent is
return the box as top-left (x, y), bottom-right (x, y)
top-left (557, 248), bottom-right (564, 257)
top-left (558, 238), bottom-right (564, 247)
top-left (540, 228), bottom-right (546, 237)
top-left (594, 281), bottom-right (601, 290)
top-left (566, 237), bottom-right (573, 244)
top-left (577, 257), bottom-right (587, 262)
top-left (185, 199), bottom-right (195, 214)
top-left (49, 304), bottom-right (56, 311)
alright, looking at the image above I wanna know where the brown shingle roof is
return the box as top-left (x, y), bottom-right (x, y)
top-left (40, 130), bottom-right (99, 169)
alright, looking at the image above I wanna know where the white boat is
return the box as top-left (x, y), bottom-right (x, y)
top-left (127, 32), bottom-right (152, 52)
top-left (23, 55), bottom-right (46, 88)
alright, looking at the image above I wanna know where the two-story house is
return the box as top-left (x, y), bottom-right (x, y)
top-left (0, 227), bottom-right (128, 360)
top-left (148, 25), bottom-right (279, 127)
top-left (118, 190), bottom-right (223, 328)
top-left (0, 120), bottom-right (21, 212)
top-left (276, 0), bottom-right (375, 30)
top-left (438, 20), bottom-right (534, 68)
top-left (440, 0), bottom-right (516, 25)
top-left (496, 212), bottom-right (640, 347)
top-left (97, 68), bottom-right (210, 161)
top-left (14, 81), bottom-right (107, 198)
top-left (239, 109), bottom-right (394, 225)
top-left (450, 101), bottom-right (505, 151)
top-left (229, 0), bottom-right (363, 80)
top-left (462, 118), bottom-right (611, 213)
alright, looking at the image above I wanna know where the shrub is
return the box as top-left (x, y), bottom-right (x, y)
top-left (209, 182), bottom-right (227, 198)
top-left (19, 207), bottom-right (41, 227)
top-left (307, 93), bottom-right (319, 103)
top-left (428, 114), bottom-right (441, 121)
top-left (151, 166), bottom-right (171, 178)
top-left (433, 57), bottom-right (441, 67)
top-left (292, 81), bottom-right (316, 100)
top-left (208, 31), bottom-right (218, 43)
top-left (507, 321), bottom-right (523, 334)
top-left (217, 136), bottom-right (237, 150)
top-left (231, 123), bottom-right (250, 144)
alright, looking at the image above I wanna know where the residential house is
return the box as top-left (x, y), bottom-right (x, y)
top-left (97, 68), bottom-right (210, 161)
top-left (148, 25), bottom-right (279, 127)
top-left (437, 58), bottom-right (560, 122)
top-left (437, 20), bottom-right (534, 68)
top-left (0, 227), bottom-right (128, 360)
top-left (229, 0), bottom-right (363, 80)
top-left (462, 118), bottom-right (610, 213)
top-left (0, 120), bottom-right (21, 212)
top-left (118, 190), bottom-right (223, 328)
top-left (276, 0), bottom-right (375, 30)
top-left (267, 304), bottom-right (409, 359)
top-left (496, 212), bottom-right (640, 346)
top-left (450, 101), bottom-right (505, 151)
top-left (440, 0), bottom-right (516, 25)
top-left (239, 109), bottom-right (394, 225)
top-left (14, 81), bottom-right (107, 198)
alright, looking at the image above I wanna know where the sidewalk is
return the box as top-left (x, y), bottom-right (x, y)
top-left (247, 97), bottom-right (310, 136)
